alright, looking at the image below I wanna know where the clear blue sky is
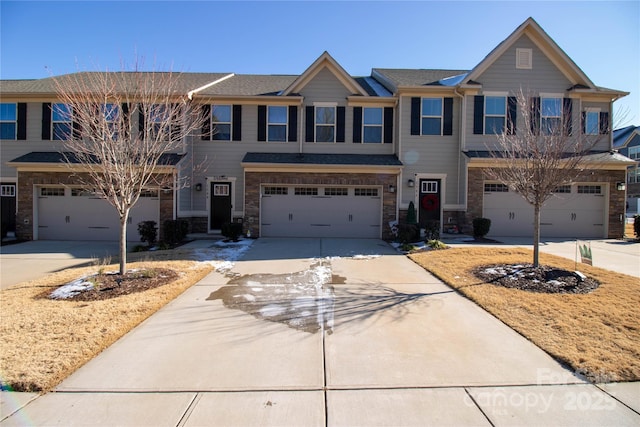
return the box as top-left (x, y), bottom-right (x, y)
top-left (2, 1), bottom-right (638, 124)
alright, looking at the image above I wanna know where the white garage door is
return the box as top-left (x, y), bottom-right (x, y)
top-left (261, 186), bottom-right (381, 238)
top-left (37, 187), bottom-right (159, 241)
top-left (483, 184), bottom-right (605, 238)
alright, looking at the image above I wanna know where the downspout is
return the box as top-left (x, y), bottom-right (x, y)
top-left (396, 94), bottom-right (403, 223)
top-left (454, 87), bottom-right (465, 207)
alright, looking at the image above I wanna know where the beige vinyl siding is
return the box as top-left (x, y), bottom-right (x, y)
top-left (465, 34), bottom-right (575, 151)
top-left (398, 95), bottom-right (463, 206)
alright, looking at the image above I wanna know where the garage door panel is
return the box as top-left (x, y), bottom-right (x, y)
top-left (484, 185), bottom-right (605, 238)
top-left (261, 186), bottom-right (381, 238)
top-left (38, 188), bottom-right (159, 241)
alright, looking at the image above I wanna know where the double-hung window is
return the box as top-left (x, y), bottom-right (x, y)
top-left (484, 96), bottom-right (506, 135)
top-left (0, 103), bottom-right (17, 140)
top-left (52, 103), bottom-right (72, 140)
top-left (212, 105), bottom-right (231, 141)
top-left (628, 146), bottom-right (639, 160)
top-left (101, 103), bottom-right (120, 139)
top-left (363, 107), bottom-right (383, 143)
top-left (315, 106), bottom-right (335, 142)
top-left (421, 98), bottom-right (442, 135)
top-left (149, 104), bottom-right (171, 139)
top-left (540, 97), bottom-right (562, 135)
top-left (584, 110), bottom-right (599, 135)
top-left (267, 106), bottom-right (287, 142)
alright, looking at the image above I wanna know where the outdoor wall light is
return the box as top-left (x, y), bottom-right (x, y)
top-left (389, 184), bottom-right (396, 193)
top-left (407, 179), bottom-right (415, 187)
top-left (194, 183), bottom-right (203, 192)
top-left (616, 182), bottom-right (626, 191)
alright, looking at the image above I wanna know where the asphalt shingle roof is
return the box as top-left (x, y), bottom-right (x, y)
top-left (9, 151), bottom-right (184, 166)
top-left (242, 152), bottom-right (402, 166)
top-left (372, 68), bottom-right (470, 87)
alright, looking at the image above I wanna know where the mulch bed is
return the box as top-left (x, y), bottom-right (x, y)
top-left (473, 263), bottom-right (600, 294)
top-left (37, 268), bottom-right (179, 301)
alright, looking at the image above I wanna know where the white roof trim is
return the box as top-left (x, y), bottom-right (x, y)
top-left (187, 73), bottom-right (235, 99)
top-left (462, 17), bottom-right (595, 89)
top-left (281, 51), bottom-right (368, 96)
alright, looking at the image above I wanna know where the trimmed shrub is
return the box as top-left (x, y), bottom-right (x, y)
top-left (406, 201), bottom-right (417, 224)
top-left (221, 222), bottom-right (243, 241)
top-left (634, 215), bottom-right (640, 238)
top-left (397, 223), bottom-right (420, 244)
top-left (137, 220), bottom-right (157, 247)
top-left (472, 217), bottom-right (491, 239)
top-left (163, 219), bottom-right (189, 245)
top-left (424, 220), bottom-right (440, 241)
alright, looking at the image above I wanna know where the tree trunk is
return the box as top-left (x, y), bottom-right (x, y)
top-left (533, 204), bottom-right (541, 267)
top-left (119, 210), bottom-right (129, 275)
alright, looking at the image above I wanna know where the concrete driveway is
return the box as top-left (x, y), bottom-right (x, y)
top-left (0, 240), bottom-right (120, 289)
top-left (2, 238), bottom-right (638, 426)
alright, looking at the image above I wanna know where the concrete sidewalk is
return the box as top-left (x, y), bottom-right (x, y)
top-left (2, 238), bottom-right (639, 426)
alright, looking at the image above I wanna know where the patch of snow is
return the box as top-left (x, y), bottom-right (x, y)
top-left (50, 278), bottom-right (94, 299)
top-left (352, 254), bottom-right (382, 260)
top-left (547, 280), bottom-right (566, 286)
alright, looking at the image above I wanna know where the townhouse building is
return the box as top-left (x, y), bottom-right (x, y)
top-left (0, 18), bottom-right (632, 242)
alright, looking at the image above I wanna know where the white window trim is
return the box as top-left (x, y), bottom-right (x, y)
top-left (483, 95), bottom-right (508, 135)
top-left (211, 104), bottom-right (232, 141)
top-left (362, 106), bottom-right (383, 144)
top-left (540, 95), bottom-right (563, 134)
top-left (0, 103), bottom-right (17, 140)
top-left (584, 107), bottom-right (601, 135)
top-left (52, 103), bottom-right (72, 141)
top-left (1, 184), bottom-right (16, 197)
top-left (267, 106), bottom-right (288, 143)
top-left (516, 48), bottom-right (532, 69)
top-left (421, 97), bottom-right (443, 136)
top-left (314, 105), bottom-right (336, 143)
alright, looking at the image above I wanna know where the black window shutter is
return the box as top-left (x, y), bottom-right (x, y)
top-left (257, 105), bottom-right (267, 142)
top-left (336, 106), bottom-right (345, 142)
top-left (171, 103), bottom-right (182, 141)
top-left (507, 96), bottom-right (517, 135)
top-left (410, 97), bottom-right (420, 135)
top-left (288, 105), bottom-right (297, 142)
top-left (473, 96), bottom-right (484, 135)
top-left (384, 107), bottom-right (393, 144)
top-left (530, 97), bottom-right (540, 135)
top-left (599, 112), bottom-right (609, 134)
top-left (563, 98), bottom-right (572, 136)
top-left (305, 106), bottom-right (314, 142)
top-left (232, 105), bottom-right (242, 141)
top-left (352, 107), bottom-right (362, 143)
top-left (42, 103), bottom-right (52, 140)
top-left (17, 103), bottom-right (27, 140)
top-left (201, 105), bottom-right (211, 140)
top-left (121, 103), bottom-right (130, 134)
top-left (443, 98), bottom-right (453, 136)
top-left (138, 104), bottom-right (145, 139)
top-left (581, 112), bottom-right (587, 134)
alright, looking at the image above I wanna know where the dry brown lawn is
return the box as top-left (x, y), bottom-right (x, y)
top-left (410, 248), bottom-right (640, 382)
top-left (0, 259), bottom-right (212, 392)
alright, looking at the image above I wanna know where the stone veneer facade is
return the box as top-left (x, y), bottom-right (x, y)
top-left (244, 171), bottom-right (398, 240)
top-left (16, 171), bottom-right (174, 241)
top-left (466, 167), bottom-right (627, 239)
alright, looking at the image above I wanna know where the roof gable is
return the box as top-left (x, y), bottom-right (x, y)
top-left (281, 51), bottom-right (368, 96)
top-left (462, 17), bottom-right (595, 88)
top-left (613, 125), bottom-right (640, 149)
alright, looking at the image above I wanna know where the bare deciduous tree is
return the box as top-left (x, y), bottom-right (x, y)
top-left (484, 89), bottom-right (607, 267)
top-left (53, 66), bottom-right (204, 274)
